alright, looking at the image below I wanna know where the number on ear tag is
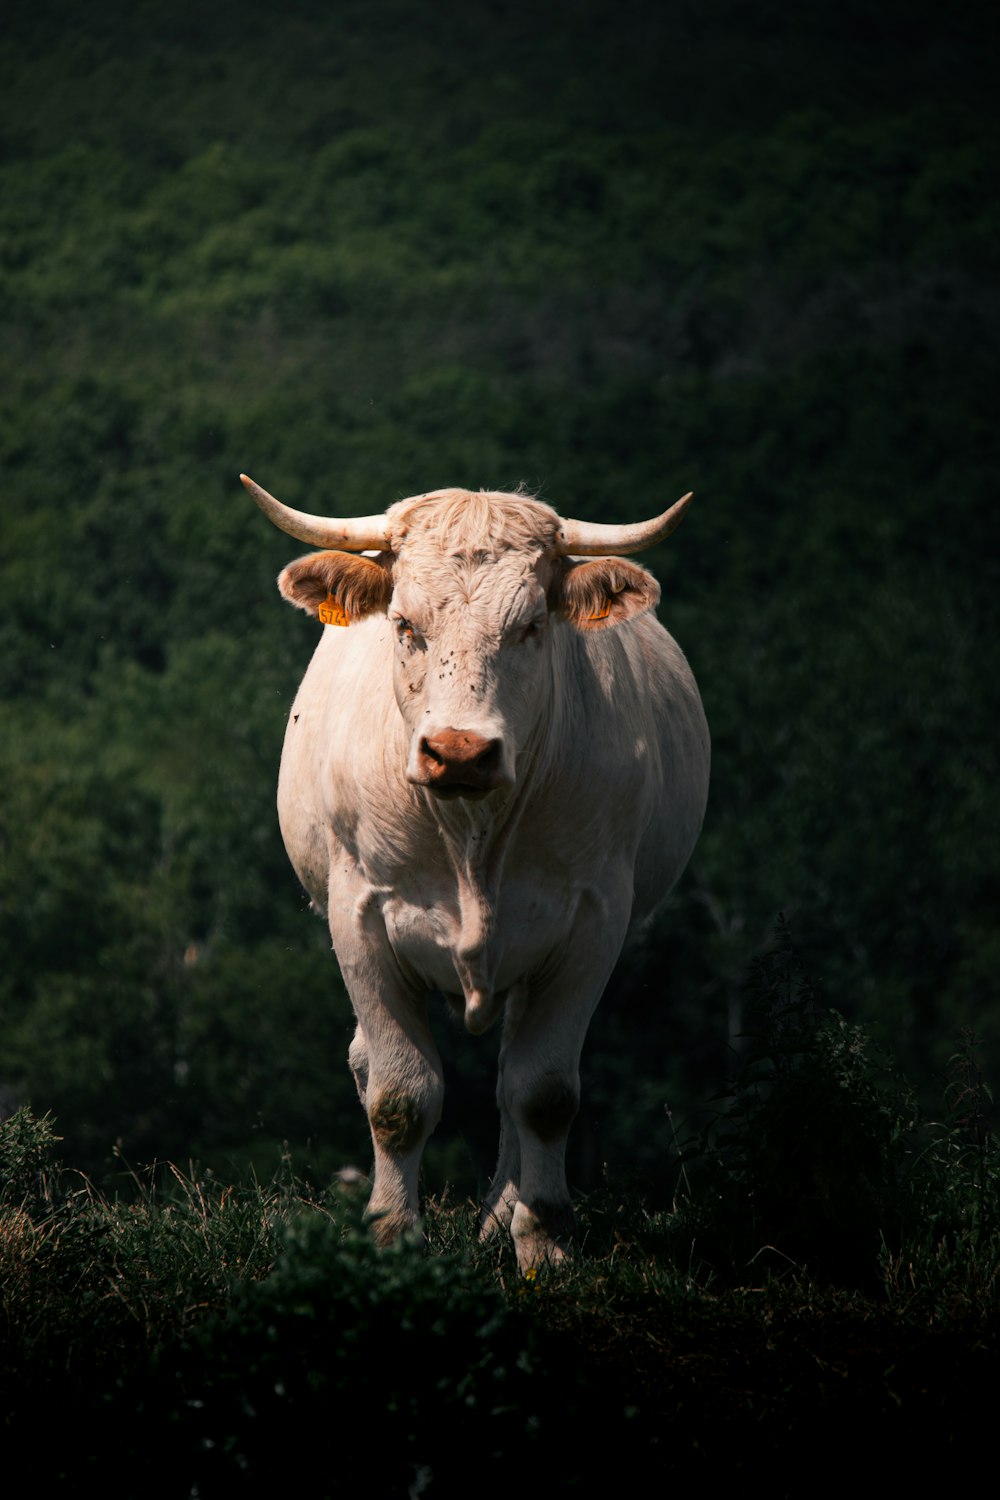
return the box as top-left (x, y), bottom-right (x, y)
top-left (318, 593), bottom-right (350, 626)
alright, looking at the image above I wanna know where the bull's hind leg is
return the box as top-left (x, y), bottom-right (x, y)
top-left (479, 1075), bottom-right (521, 1241)
top-left (480, 1108), bottom-right (520, 1240)
top-left (479, 983), bottom-right (527, 1242)
top-left (348, 1024), bottom-right (369, 1106)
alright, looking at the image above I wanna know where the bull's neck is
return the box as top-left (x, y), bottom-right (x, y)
top-left (426, 651), bottom-right (554, 885)
top-left (423, 720), bottom-right (546, 1029)
top-left (426, 766), bottom-right (526, 901)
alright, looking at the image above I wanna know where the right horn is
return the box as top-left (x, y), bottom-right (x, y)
top-left (240, 474), bottom-right (391, 551)
top-left (556, 492), bottom-right (694, 556)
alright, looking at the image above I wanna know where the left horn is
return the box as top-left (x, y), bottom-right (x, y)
top-left (556, 492), bottom-right (694, 556)
top-left (240, 474), bottom-right (391, 551)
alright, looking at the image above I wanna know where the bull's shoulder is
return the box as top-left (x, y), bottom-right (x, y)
top-left (565, 611), bottom-right (700, 718)
top-left (544, 612), bottom-right (708, 816)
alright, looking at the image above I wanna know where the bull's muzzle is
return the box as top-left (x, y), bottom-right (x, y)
top-left (411, 729), bottom-right (507, 799)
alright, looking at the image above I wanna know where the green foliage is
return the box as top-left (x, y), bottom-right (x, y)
top-left (2, 1097), bottom-right (998, 1489)
top-left (166, 1209), bottom-right (540, 1493)
top-left (0, 1110), bottom-right (544, 1492)
top-left (885, 1032), bottom-right (1000, 1306)
top-left (669, 927), bottom-right (913, 1281)
top-left (664, 928), bottom-right (1000, 1294)
top-left (0, 1107), bottom-right (61, 1213)
top-left (0, 0), bottom-right (997, 1185)
top-left (0, 1107), bottom-right (296, 1472)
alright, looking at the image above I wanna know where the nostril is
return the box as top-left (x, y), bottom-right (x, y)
top-left (420, 737), bottom-right (445, 767)
top-left (475, 741), bottom-right (502, 774)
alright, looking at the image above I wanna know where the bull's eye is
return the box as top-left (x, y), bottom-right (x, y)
top-left (519, 618), bottom-right (546, 644)
top-left (394, 616), bottom-right (422, 647)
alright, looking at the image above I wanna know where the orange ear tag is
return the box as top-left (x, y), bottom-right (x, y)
top-left (318, 593), bottom-right (350, 626)
top-left (587, 602), bottom-right (613, 623)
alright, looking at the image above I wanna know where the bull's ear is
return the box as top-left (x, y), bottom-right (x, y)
top-left (552, 556), bottom-right (660, 631)
top-left (278, 551), bottom-right (393, 621)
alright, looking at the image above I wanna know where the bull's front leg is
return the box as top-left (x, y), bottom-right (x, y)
top-left (496, 891), bottom-right (631, 1274)
top-left (330, 885), bottom-right (443, 1246)
top-left (500, 1017), bottom-right (582, 1272)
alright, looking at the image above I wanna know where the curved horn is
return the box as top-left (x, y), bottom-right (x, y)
top-left (556, 492), bottom-right (694, 556)
top-left (240, 474), bottom-right (391, 552)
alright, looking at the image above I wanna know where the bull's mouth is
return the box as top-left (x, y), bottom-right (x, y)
top-left (426, 783), bottom-right (492, 801)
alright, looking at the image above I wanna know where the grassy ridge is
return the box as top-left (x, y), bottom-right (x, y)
top-left (3, 965), bottom-right (998, 1488)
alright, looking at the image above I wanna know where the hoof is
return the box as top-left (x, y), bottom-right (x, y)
top-left (366, 1206), bottom-right (421, 1248)
top-left (510, 1199), bottom-right (574, 1273)
top-left (478, 1180), bottom-right (519, 1241)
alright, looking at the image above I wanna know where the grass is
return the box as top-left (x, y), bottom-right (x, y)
top-left (2, 952), bottom-right (998, 1492)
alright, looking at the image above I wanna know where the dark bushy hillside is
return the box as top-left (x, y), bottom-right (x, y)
top-left (0, 0), bottom-right (997, 1182)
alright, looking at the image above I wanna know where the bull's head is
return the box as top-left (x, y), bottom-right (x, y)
top-left (244, 475), bottom-right (692, 801)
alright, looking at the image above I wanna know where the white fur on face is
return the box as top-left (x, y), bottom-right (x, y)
top-left (390, 550), bottom-right (552, 790)
top-left (378, 489), bottom-right (562, 790)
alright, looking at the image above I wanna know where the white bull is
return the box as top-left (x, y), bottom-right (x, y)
top-left (242, 475), bottom-right (710, 1271)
